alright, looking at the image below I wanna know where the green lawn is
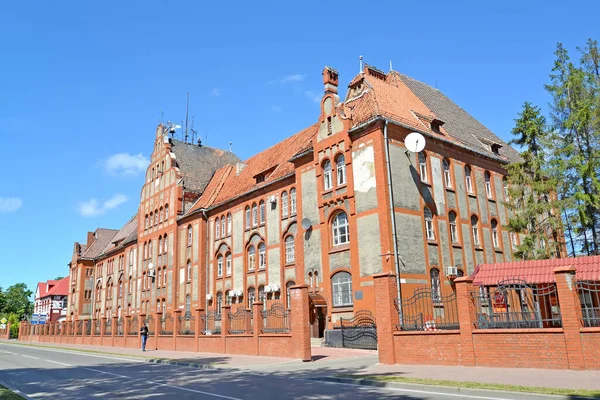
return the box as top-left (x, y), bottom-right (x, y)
top-left (0, 385), bottom-right (24, 400)
top-left (338, 375), bottom-right (600, 398)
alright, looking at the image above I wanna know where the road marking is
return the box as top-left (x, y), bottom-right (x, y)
top-left (84, 367), bottom-right (129, 379)
top-left (0, 343), bottom-right (145, 363)
top-left (20, 355), bottom-right (39, 360)
top-left (149, 381), bottom-right (242, 400)
top-left (44, 360), bottom-right (72, 366)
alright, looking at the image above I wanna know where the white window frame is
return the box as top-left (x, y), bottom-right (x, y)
top-left (215, 219), bottom-right (220, 239)
top-left (443, 159), bottom-right (452, 188)
top-left (187, 261), bottom-right (192, 282)
top-left (332, 272), bottom-right (353, 307)
top-left (424, 207), bottom-right (435, 240)
top-left (485, 172), bottom-right (493, 199)
top-left (217, 255), bottom-right (223, 277)
top-left (245, 206), bottom-right (251, 229)
top-left (226, 253), bottom-right (232, 275)
top-left (449, 212), bottom-right (458, 243)
top-left (258, 243), bottom-right (266, 269)
top-left (471, 216), bottom-right (480, 246)
top-left (259, 201), bottom-right (265, 224)
top-left (336, 155), bottom-right (346, 186)
top-left (290, 188), bottom-right (297, 216)
top-left (285, 235), bottom-right (295, 263)
top-left (221, 216), bottom-right (226, 238)
top-left (187, 226), bottom-right (193, 247)
top-left (465, 166), bottom-right (473, 193)
top-left (332, 212), bottom-right (350, 246)
top-left (227, 213), bottom-right (232, 236)
top-left (252, 204), bottom-right (258, 227)
top-left (418, 152), bottom-right (428, 183)
top-left (281, 192), bottom-right (288, 218)
top-left (248, 246), bottom-right (255, 271)
top-left (323, 160), bottom-right (333, 191)
top-left (491, 220), bottom-right (499, 247)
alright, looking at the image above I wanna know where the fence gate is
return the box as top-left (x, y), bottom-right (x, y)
top-left (340, 310), bottom-right (377, 350)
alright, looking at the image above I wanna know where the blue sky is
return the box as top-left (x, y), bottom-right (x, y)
top-left (0, 1), bottom-right (598, 296)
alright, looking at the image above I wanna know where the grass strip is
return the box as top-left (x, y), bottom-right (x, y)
top-left (0, 384), bottom-right (25, 400)
top-left (338, 374), bottom-right (600, 398)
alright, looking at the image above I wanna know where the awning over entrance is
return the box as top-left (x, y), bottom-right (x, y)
top-left (309, 293), bottom-right (327, 308)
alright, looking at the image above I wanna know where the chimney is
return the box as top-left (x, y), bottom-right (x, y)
top-left (87, 231), bottom-right (95, 246)
top-left (322, 66), bottom-right (339, 94)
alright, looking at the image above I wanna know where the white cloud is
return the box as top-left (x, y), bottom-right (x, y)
top-left (211, 88), bottom-right (221, 97)
top-left (78, 194), bottom-right (128, 217)
top-left (271, 105), bottom-right (282, 113)
top-left (103, 153), bottom-right (148, 177)
top-left (304, 91), bottom-right (321, 103)
top-left (0, 197), bottom-right (22, 213)
top-left (267, 74), bottom-right (306, 85)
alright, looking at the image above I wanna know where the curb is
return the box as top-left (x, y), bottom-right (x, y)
top-left (146, 358), bottom-right (218, 370)
top-left (311, 377), bottom-right (593, 400)
top-left (0, 380), bottom-right (35, 400)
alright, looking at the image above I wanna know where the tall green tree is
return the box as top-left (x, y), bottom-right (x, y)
top-left (2, 283), bottom-right (33, 321)
top-left (506, 102), bottom-right (564, 260)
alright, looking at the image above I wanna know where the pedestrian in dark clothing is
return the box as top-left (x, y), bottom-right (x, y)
top-left (140, 323), bottom-right (149, 351)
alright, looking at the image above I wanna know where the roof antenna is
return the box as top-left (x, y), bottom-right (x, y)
top-left (184, 92), bottom-right (190, 143)
top-left (390, 60), bottom-right (393, 72)
top-left (190, 115), bottom-right (197, 145)
top-left (359, 55), bottom-right (363, 73)
top-left (229, 141), bottom-right (232, 152)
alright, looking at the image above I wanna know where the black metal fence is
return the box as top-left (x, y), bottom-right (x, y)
top-left (261, 302), bottom-right (289, 333)
top-left (84, 320), bottom-right (92, 335)
top-left (94, 319), bottom-right (101, 335)
top-left (144, 315), bottom-right (154, 335)
top-left (129, 316), bottom-right (139, 335)
top-left (394, 287), bottom-right (459, 331)
top-left (471, 279), bottom-right (562, 329)
top-left (200, 311), bottom-right (221, 335)
top-left (228, 307), bottom-right (252, 334)
top-left (76, 320), bottom-right (83, 336)
top-left (116, 318), bottom-right (124, 336)
top-left (160, 313), bottom-right (173, 336)
top-left (340, 310), bottom-right (377, 350)
top-left (104, 318), bottom-right (112, 335)
top-left (577, 280), bottom-right (600, 327)
top-left (178, 312), bottom-right (195, 335)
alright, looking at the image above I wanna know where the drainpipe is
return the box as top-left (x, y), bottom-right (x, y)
top-left (202, 210), bottom-right (210, 333)
top-left (383, 120), bottom-right (403, 306)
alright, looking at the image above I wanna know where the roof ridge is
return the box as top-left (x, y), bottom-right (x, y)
top-left (171, 138), bottom-right (237, 156)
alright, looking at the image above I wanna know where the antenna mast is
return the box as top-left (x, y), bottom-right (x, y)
top-left (184, 92), bottom-right (190, 143)
top-left (359, 55), bottom-right (363, 72)
top-left (191, 115), bottom-right (197, 145)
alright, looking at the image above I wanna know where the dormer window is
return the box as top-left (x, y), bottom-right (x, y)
top-left (255, 174), bottom-right (265, 184)
top-left (430, 119), bottom-right (444, 133)
top-left (491, 144), bottom-right (502, 155)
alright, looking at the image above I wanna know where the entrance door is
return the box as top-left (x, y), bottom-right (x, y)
top-left (310, 307), bottom-right (326, 338)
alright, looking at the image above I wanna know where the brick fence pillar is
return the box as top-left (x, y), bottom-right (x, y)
top-left (454, 276), bottom-right (476, 366)
top-left (5, 323), bottom-right (10, 340)
top-left (124, 315), bottom-right (130, 341)
top-left (194, 308), bottom-right (203, 352)
top-left (290, 285), bottom-right (311, 362)
top-left (222, 304), bottom-right (231, 353)
top-left (373, 272), bottom-right (399, 364)
top-left (554, 266), bottom-right (585, 370)
top-left (101, 317), bottom-right (107, 345)
top-left (154, 311), bottom-right (161, 351)
top-left (173, 310), bottom-right (181, 351)
top-left (252, 302), bottom-right (263, 356)
top-left (111, 316), bottom-right (118, 346)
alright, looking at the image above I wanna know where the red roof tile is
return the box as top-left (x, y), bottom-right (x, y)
top-left (45, 277), bottom-right (69, 297)
top-left (472, 256), bottom-right (600, 285)
top-left (36, 280), bottom-right (58, 298)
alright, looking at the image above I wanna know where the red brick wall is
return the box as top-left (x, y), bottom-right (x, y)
top-left (225, 335), bottom-right (256, 356)
top-left (258, 335), bottom-right (294, 358)
top-left (393, 331), bottom-right (462, 365)
top-left (581, 329), bottom-right (600, 370)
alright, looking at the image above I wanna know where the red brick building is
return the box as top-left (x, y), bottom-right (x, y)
top-left (34, 278), bottom-right (69, 322)
top-left (68, 64), bottom-right (535, 341)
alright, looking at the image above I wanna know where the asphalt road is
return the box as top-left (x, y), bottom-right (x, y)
top-left (0, 343), bottom-right (554, 400)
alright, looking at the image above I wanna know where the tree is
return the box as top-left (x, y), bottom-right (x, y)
top-left (0, 286), bottom-right (5, 314)
top-left (505, 102), bottom-right (564, 259)
top-left (54, 276), bottom-right (64, 281)
top-left (2, 283), bottom-right (33, 321)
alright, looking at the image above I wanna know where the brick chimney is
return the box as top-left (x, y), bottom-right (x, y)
top-left (322, 66), bottom-right (338, 94)
top-left (87, 231), bottom-right (95, 247)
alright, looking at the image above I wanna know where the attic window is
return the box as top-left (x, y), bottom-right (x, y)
top-left (366, 65), bottom-right (387, 81)
top-left (254, 166), bottom-right (277, 184)
top-left (491, 144), bottom-right (502, 155)
top-left (255, 174), bottom-right (265, 184)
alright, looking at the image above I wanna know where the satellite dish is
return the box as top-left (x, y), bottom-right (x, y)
top-left (148, 263), bottom-right (154, 270)
top-left (301, 218), bottom-right (312, 230)
top-left (404, 132), bottom-right (426, 153)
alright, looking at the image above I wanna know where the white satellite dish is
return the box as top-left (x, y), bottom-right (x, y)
top-left (404, 132), bottom-right (426, 153)
top-left (301, 218), bottom-right (312, 230)
top-left (148, 262), bottom-right (154, 270)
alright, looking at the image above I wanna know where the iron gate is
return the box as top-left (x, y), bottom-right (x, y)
top-left (340, 310), bottom-right (377, 350)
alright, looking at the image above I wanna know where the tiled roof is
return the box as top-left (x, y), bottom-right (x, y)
top-left (80, 228), bottom-right (119, 259)
top-left (100, 215), bottom-right (137, 256)
top-left (36, 280), bottom-right (58, 299)
top-left (45, 277), bottom-right (69, 297)
top-left (186, 165), bottom-right (234, 213)
top-left (472, 256), bottom-right (600, 285)
top-left (170, 139), bottom-right (241, 193)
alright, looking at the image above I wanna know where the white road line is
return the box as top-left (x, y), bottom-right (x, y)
top-left (84, 367), bottom-right (129, 379)
top-left (148, 381), bottom-right (242, 400)
top-left (0, 344), bottom-right (145, 363)
top-left (44, 360), bottom-right (72, 366)
top-left (20, 355), bottom-right (39, 360)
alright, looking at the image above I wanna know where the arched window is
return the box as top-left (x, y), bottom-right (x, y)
top-left (226, 252), bottom-right (232, 275)
top-left (158, 236), bottom-right (163, 255)
top-left (217, 255), bottom-right (223, 277)
top-left (471, 215), bottom-right (480, 246)
top-left (285, 235), bottom-right (295, 263)
top-left (281, 191), bottom-right (288, 218)
top-left (336, 154), bottom-right (346, 186)
top-left (258, 243), bottom-right (266, 269)
top-left (148, 240), bottom-right (153, 259)
top-left (185, 294), bottom-right (191, 315)
top-left (221, 216), bottom-right (226, 238)
top-left (225, 290), bottom-right (231, 305)
top-left (491, 219), bottom-right (499, 247)
top-left (187, 225), bottom-right (193, 246)
top-left (424, 207), bottom-right (435, 240)
top-left (332, 211), bottom-right (349, 246)
top-left (145, 214), bottom-right (148, 230)
top-left (149, 212), bottom-right (153, 227)
top-left (290, 188), bottom-right (297, 215)
top-left (154, 210), bottom-right (158, 226)
top-left (216, 292), bottom-right (223, 315)
top-left (258, 285), bottom-right (265, 302)
top-left (165, 204), bottom-right (169, 220)
top-left (157, 267), bottom-right (162, 286)
top-left (247, 246), bottom-right (255, 271)
top-left (418, 152), bottom-right (428, 182)
top-left (308, 271), bottom-right (313, 287)
top-left (259, 201), bottom-right (265, 224)
top-left (248, 287), bottom-right (256, 308)
top-left (245, 206), bottom-right (251, 229)
top-left (227, 213), bottom-right (232, 236)
top-left (159, 207), bottom-right (163, 223)
top-left (215, 218), bottom-right (220, 239)
top-left (163, 233), bottom-right (167, 254)
top-left (430, 268), bottom-right (441, 302)
top-left (323, 160), bottom-right (332, 190)
top-left (510, 232), bottom-right (518, 249)
top-left (449, 211), bottom-right (458, 243)
top-left (187, 260), bottom-right (192, 281)
top-left (465, 166), bottom-right (473, 193)
top-left (163, 267), bottom-right (167, 287)
top-left (443, 159), bottom-right (452, 188)
top-left (161, 299), bottom-right (166, 314)
top-left (286, 281), bottom-right (296, 309)
top-left (332, 271), bottom-right (352, 307)
top-left (485, 171), bottom-right (493, 199)
top-left (252, 203), bottom-right (258, 227)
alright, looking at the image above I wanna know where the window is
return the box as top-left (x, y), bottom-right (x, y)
top-left (332, 211), bottom-right (350, 246)
top-left (418, 152), bottom-right (428, 182)
top-left (285, 235), bottom-right (295, 263)
top-left (332, 272), bottom-right (352, 307)
top-left (158, 236), bottom-right (163, 255)
top-left (154, 210), bottom-right (158, 226)
top-left (159, 207), bottom-right (163, 223)
top-left (336, 155), bottom-right (346, 185)
top-left (485, 172), bottom-right (493, 199)
top-left (163, 234), bottom-right (167, 254)
top-left (215, 219), bottom-right (220, 239)
top-left (443, 159), bottom-right (452, 188)
top-left (503, 178), bottom-right (510, 201)
top-left (491, 219), bottom-right (499, 247)
top-left (187, 261), bottom-right (192, 281)
top-left (145, 214), bottom-right (148, 230)
top-left (245, 206), bottom-right (251, 229)
top-left (149, 212), bottom-right (153, 227)
top-left (259, 201), bottom-right (265, 224)
top-left (148, 240), bottom-right (153, 259)
top-left (457, 269), bottom-right (465, 278)
top-left (323, 160), bottom-right (332, 191)
top-left (258, 285), bottom-right (265, 302)
top-left (185, 295), bottom-right (191, 315)
top-left (217, 255), bottom-right (223, 277)
top-left (165, 204), bottom-right (169, 220)
top-left (281, 192), bottom-right (288, 218)
top-left (157, 267), bottom-right (162, 286)
top-left (163, 267), bottom-right (167, 287)
top-left (227, 213), bottom-right (232, 236)
top-left (424, 207), bottom-right (435, 240)
top-left (430, 268), bottom-right (441, 302)
top-left (62, 298), bottom-right (68, 309)
top-left (511, 232), bottom-right (518, 249)
top-left (248, 287), bottom-right (256, 307)
top-left (471, 215), bottom-right (480, 246)
top-left (286, 281), bottom-right (295, 309)
top-left (226, 253), bottom-right (232, 275)
top-left (449, 211), bottom-right (458, 243)
top-left (221, 216), bottom-right (225, 238)
top-left (258, 243), bottom-right (266, 269)
top-left (252, 203), bottom-right (258, 227)
top-left (187, 225), bottom-right (193, 246)
top-left (216, 292), bottom-right (223, 315)
top-left (247, 246), bottom-right (255, 271)
top-left (465, 166), bottom-right (473, 193)
top-left (290, 188), bottom-right (297, 215)
top-left (225, 290), bottom-right (231, 305)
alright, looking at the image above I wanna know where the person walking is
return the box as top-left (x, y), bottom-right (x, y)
top-left (140, 323), bottom-right (149, 351)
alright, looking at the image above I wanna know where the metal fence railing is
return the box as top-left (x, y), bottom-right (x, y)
top-left (160, 313), bottom-right (173, 336)
top-left (200, 311), bottom-right (221, 335)
top-left (178, 312), bottom-right (195, 335)
top-left (228, 307), bottom-right (252, 334)
top-left (128, 316), bottom-right (139, 335)
top-left (577, 281), bottom-right (600, 327)
top-left (261, 302), bottom-right (289, 333)
top-left (394, 287), bottom-right (459, 331)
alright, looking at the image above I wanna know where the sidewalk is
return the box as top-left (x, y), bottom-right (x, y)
top-left (4, 339), bottom-right (600, 391)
